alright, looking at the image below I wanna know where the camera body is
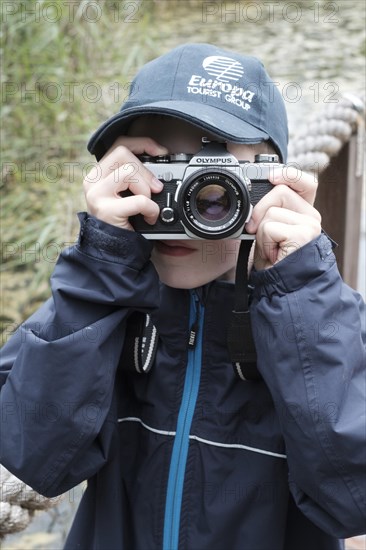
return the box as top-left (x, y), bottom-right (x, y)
top-left (130, 141), bottom-right (282, 240)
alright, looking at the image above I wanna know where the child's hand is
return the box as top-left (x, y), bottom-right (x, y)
top-left (245, 167), bottom-right (322, 270)
top-left (83, 137), bottom-right (168, 230)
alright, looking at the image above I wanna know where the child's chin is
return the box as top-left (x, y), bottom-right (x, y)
top-left (157, 268), bottom-right (229, 289)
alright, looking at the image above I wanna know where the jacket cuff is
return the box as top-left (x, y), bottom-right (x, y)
top-left (249, 233), bottom-right (337, 298)
top-left (77, 212), bottom-right (153, 268)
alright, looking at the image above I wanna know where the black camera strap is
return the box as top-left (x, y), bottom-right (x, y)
top-left (227, 240), bottom-right (262, 381)
top-left (119, 311), bottom-right (158, 374)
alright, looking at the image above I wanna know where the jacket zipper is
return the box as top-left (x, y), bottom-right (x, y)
top-left (163, 290), bottom-right (203, 550)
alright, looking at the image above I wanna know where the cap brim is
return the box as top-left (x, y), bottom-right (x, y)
top-left (87, 101), bottom-right (270, 160)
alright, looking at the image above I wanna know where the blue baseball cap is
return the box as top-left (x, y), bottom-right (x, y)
top-left (87, 43), bottom-right (288, 162)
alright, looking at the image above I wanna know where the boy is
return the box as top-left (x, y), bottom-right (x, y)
top-left (1, 43), bottom-right (365, 550)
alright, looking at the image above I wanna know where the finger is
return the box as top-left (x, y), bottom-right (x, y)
top-left (84, 155), bottom-right (163, 197)
top-left (254, 221), bottom-right (317, 268)
top-left (89, 195), bottom-right (160, 230)
top-left (257, 205), bottom-right (321, 231)
top-left (255, 207), bottom-right (321, 254)
top-left (257, 219), bottom-right (320, 249)
top-left (114, 194), bottom-right (161, 225)
top-left (85, 169), bottom-right (152, 203)
top-left (99, 138), bottom-right (167, 181)
top-left (107, 136), bottom-right (169, 158)
top-left (246, 185), bottom-right (321, 233)
top-left (269, 165), bottom-right (318, 205)
top-left (85, 138), bottom-right (167, 192)
top-left (87, 146), bottom-right (157, 190)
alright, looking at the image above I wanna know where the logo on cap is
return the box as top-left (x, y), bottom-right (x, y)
top-left (202, 56), bottom-right (244, 83)
top-left (186, 56), bottom-right (255, 113)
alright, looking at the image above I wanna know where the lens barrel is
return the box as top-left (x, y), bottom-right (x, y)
top-left (178, 169), bottom-right (250, 239)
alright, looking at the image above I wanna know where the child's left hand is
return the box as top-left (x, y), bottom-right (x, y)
top-left (245, 166), bottom-right (322, 270)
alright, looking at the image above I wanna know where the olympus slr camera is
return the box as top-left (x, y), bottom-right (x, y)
top-left (130, 140), bottom-right (282, 240)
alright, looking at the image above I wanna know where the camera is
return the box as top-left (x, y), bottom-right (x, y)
top-left (130, 140), bottom-right (282, 240)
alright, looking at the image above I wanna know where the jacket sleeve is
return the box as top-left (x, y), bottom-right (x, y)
top-left (249, 233), bottom-right (366, 538)
top-left (0, 213), bottom-right (160, 497)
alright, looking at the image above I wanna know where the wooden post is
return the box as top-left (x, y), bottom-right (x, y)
top-left (315, 131), bottom-right (364, 289)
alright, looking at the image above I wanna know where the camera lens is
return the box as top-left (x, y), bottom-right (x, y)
top-left (195, 184), bottom-right (230, 222)
top-left (178, 170), bottom-right (251, 239)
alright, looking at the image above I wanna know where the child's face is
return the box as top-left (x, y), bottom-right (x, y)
top-left (128, 116), bottom-right (265, 289)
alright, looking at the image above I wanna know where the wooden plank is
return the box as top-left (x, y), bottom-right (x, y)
top-left (315, 132), bottom-right (363, 289)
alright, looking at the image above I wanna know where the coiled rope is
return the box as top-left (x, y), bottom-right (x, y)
top-left (0, 94), bottom-right (365, 540)
top-left (0, 465), bottom-right (60, 538)
top-left (287, 93), bottom-right (365, 173)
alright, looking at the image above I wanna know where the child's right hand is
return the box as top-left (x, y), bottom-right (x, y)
top-left (83, 137), bottom-right (168, 231)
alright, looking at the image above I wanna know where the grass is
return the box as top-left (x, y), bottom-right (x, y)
top-left (0, 0), bottom-right (165, 339)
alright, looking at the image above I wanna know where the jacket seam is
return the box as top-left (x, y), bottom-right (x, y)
top-left (117, 416), bottom-right (287, 458)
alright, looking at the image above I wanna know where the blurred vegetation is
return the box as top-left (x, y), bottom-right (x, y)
top-left (0, 0), bottom-right (165, 339)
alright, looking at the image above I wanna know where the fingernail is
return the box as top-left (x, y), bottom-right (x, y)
top-left (246, 219), bottom-right (255, 232)
top-left (272, 168), bottom-right (284, 182)
top-left (152, 177), bottom-right (164, 191)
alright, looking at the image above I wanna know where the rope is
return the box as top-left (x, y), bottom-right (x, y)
top-left (0, 465), bottom-right (61, 538)
top-left (288, 93), bottom-right (365, 173)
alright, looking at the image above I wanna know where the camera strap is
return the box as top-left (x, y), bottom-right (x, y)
top-left (118, 311), bottom-right (158, 374)
top-left (227, 240), bottom-right (262, 381)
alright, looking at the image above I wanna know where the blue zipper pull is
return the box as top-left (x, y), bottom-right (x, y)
top-left (188, 292), bottom-right (200, 349)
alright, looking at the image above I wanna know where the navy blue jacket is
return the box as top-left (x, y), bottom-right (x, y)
top-left (1, 213), bottom-right (365, 550)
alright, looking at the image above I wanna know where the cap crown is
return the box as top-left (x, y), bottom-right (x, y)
top-left (88, 44), bottom-right (288, 161)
